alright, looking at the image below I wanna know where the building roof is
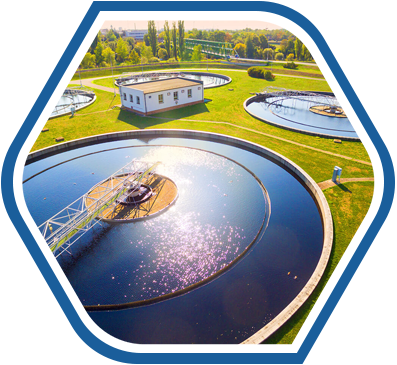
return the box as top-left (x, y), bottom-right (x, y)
top-left (123, 77), bottom-right (202, 94)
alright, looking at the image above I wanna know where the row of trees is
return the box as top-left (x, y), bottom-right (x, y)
top-left (80, 23), bottom-right (313, 69)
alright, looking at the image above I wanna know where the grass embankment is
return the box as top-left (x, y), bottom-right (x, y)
top-left (264, 181), bottom-right (374, 343)
top-left (73, 60), bottom-right (323, 81)
top-left (34, 66), bottom-right (374, 344)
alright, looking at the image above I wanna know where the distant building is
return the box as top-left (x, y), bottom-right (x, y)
top-left (124, 29), bottom-right (148, 41)
top-left (119, 77), bottom-right (204, 116)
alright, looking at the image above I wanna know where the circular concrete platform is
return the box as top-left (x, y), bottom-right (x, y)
top-left (309, 105), bottom-right (346, 118)
top-left (85, 173), bottom-right (178, 223)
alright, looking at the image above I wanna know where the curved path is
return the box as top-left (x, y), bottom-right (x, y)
top-left (69, 67), bottom-right (326, 94)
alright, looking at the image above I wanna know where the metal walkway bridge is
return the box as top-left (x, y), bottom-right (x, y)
top-left (260, 86), bottom-right (340, 108)
top-left (39, 160), bottom-right (160, 257)
top-left (185, 38), bottom-right (238, 58)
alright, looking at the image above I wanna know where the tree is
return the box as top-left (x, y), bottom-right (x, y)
top-left (124, 37), bottom-right (135, 49)
top-left (89, 32), bottom-right (101, 54)
top-left (106, 29), bottom-right (117, 42)
top-left (108, 41), bottom-right (117, 52)
top-left (245, 34), bottom-right (255, 58)
top-left (262, 48), bottom-right (274, 60)
top-left (102, 47), bottom-right (115, 66)
top-left (279, 39), bottom-right (289, 56)
top-left (116, 37), bottom-right (129, 62)
top-left (172, 22), bottom-right (178, 59)
top-left (164, 21), bottom-right (171, 60)
top-left (234, 43), bottom-right (246, 58)
top-left (141, 43), bottom-right (154, 60)
top-left (191, 45), bottom-right (203, 61)
top-left (80, 53), bottom-right (96, 69)
top-left (302, 44), bottom-right (313, 61)
top-left (275, 52), bottom-right (284, 60)
top-left (178, 20), bottom-right (185, 60)
top-left (147, 20), bottom-right (158, 57)
top-left (128, 49), bottom-right (141, 65)
top-left (294, 38), bottom-right (303, 61)
top-left (259, 34), bottom-right (268, 49)
top-left (158, 48), bottom-right (168, 60)
top-left (94, 42), bottom-right (104, 66)
top-left (143, 33), bottom-right (150, 46)
top-left (286, 53), bottom-right (295, 61)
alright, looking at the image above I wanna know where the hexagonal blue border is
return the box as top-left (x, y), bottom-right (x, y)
top-left (1, 1), bottom-right (395, 363)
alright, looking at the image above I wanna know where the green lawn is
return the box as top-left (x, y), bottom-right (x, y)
top-left (33, 65), bottom-right (374, 344)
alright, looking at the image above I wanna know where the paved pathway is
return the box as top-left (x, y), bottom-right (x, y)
top-left (146, 116), bottom-right (372, 166)
top-left (69, 67), bottom-right (325, 94)
top-left (318, 177), bottom-right (374, 190)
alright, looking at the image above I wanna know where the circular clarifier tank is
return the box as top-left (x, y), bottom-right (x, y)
top-left (23, 131), bottom-right (331, 344)
top-left (245, 91), bottom-right (359, 140)
top-left (50, 88), bottom-right (96, 118)
top-left (115, 71), bottom-right (231, 89)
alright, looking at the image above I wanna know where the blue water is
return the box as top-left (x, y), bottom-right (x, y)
top-left (23, 137), bottom-right (323, 344)
top-left (246, 95), bottom-right (359, 138)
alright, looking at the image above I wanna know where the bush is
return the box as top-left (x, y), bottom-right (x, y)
top-left (167, 58), bottom-right (178, 63)
top-left (275, 52), bottom-right (284, 60)
top-left (283, 62), bottom-right (297, 69)
top-left (247, 67), bottom-right (263, 78)
top-left (149, 57), bottom-right (160, 63)
top-left (247, 67), bottom-right (274, 81)
top-left (263, 70), bottom-right (275, 81)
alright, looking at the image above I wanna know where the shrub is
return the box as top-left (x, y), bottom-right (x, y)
top-left (149, 57), bottom-right (160, 63)
top-left (286, 53), bottom-right (295, 61)
top-left (247, 67), bottom-right (263, 78)
top-left (275, 52), bottom-right (284, 60)
top-left (247, 67), bottom-right (275, 81)
top-left (263, 70), bottom-right (275, 81)
top-left (283, 62), bottom-right (297, 69)
top-left (167, 57), bottom-right (178, 63)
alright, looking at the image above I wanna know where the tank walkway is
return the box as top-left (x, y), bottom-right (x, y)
top-left (39, 160), bottom-right (159, 257)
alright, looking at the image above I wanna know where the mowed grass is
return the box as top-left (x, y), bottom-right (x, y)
top-left (78, 70), bottom-right (370, 163)
top-left (264, 181), bottom-right (374, 344)
top-left (33, 83), bottom-right (373, 183)
top-left (32, 66), bottom-right (375, 344)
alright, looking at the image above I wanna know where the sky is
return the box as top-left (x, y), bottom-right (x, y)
top-left (101, 20), bottom-right (282, 31)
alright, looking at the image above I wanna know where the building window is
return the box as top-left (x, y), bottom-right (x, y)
top-left (158, 94), bottom-right (164, 104)
top-left (173, 91), bottom-right (178, 100)
top-left (123, 93), bottom-right (126, 101)
top-left (136, 96), bottom-right (140, 104)
top-left (130, 95), bottom-right (133, 102)
top-left (187, 89), bottom-right (192, 98)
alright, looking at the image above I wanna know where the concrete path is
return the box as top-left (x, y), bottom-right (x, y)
top-left (69, 67), bottom-right (325, 94)
top-left (146, 116), bottom-right (372, 166)
top-left (318, 177), bottom-right (374, 190)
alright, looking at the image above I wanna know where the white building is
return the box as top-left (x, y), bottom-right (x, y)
top-left (119, 77), bottom-right (204, 116)
top-left (124, 29), bottom-right (148, 41)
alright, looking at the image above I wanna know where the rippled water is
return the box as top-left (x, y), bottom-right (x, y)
top-left (23, 137), bottom-right (323, 344)
top-left (246, 95), bottom-right (358, 138)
